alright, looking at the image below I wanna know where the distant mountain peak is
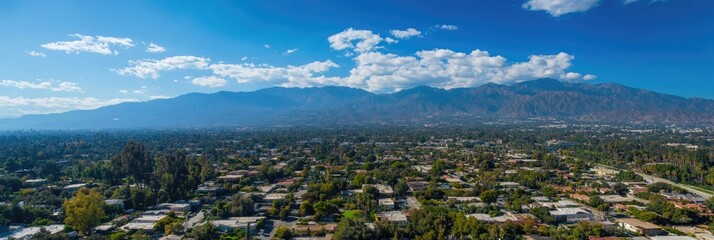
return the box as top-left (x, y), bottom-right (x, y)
top-left (1, 79), bottom-right (712, 129)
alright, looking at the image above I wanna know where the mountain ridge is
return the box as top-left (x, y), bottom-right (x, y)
top-left (1, 79), bottom-right (712, 129)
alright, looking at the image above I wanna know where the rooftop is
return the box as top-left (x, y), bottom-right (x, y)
top-left (376, 211), bottom-right (407, 222)
top-left (617, 218), bottom-right (661, 230)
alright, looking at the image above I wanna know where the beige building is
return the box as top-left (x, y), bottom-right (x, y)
top-left (616, 218), bottom-right (663, 236)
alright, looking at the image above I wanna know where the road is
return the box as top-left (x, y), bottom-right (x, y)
top-left (256, 217), bottom-right (297, 240)
top-left (183, 210), bottom-right (205, 229)
top-left (406, 196), bottom-right (421, 210)
top-left (595, 164), bottom-right (713, 199)
top-left (636, 172), bottom-right (713, 199)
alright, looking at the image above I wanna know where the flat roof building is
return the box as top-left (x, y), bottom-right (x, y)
top-left (616, 218), bottom-right (663, 236)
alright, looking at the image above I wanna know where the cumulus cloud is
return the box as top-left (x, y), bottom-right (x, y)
top-left (210, 60), bottom-right (340, 87)
top-left (41, 34), bottom-right (134, 55)
top-left (110, 28), bottom-right (594, 93)
top-left (283, 48), bottom-right (299, 55)
top-left (439, 24), bottom-right (459, 30)
top-left (0, 80), bottom-right (82, 92)
top-left (343, 50), bottom-right (594, 92)
top-left (0, 96), bottom-right (136, 118)
top-left (27, 51), bottom-right (46, 57)
top-left (390, 28), bottom-right (422, 39)
top-left (522, 0), bottom-right (601, 17)
top-left (263, 44), bottom-right (271, 48)
top-left (207, 49), bottom-right (592, 93)
top-left (328, 28), bottom-right (384, 53)
top-left (145, 43), bottom-right (166, 53)
top-left (191, 76), bottom-right (226, 88)
top-left (114, 56), bottom-right (210, 79)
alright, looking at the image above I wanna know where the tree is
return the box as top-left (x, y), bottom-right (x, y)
top-left (408, 206), bottom-right (453, 239)
top-left (479, 190), bottom-right (498, 203)
top-left (313, 201), bottom-right (332, 219)
top-left (333, 217), bottom-right (376, 240)
top-left (274, 226), bottom-right (293, 239)
top-left (63, 188), bottom-right (106, 235)
top-left (586, 195), bottom-right (610, 212)
top-left (154, 151), bottom-right (191, 202)
top-left (130, 187), bottom-right (155, 210)
top-left (227, 194), bottom-right (255, 217)
top-left (705, 196), bottom-right (714, 210)
top-left (114, 141), bottom-right (152, 188)
top-left (300, 200), bottom-right (314, 216)
top-left (188, 223), bottom-right (219, 240)
top-left (541, 185), bottom-right (557, 198)
top-left (154, 212), bottom-right (181, 233)
top-left (395, 179), bottom-right (408, 196)
top-left (530, 207), bottom-right (557, 224)
top-left (431, 160), bottom-right (446, 175)
top-left (613, 183), bottom-right (629, 196)
top-left (355, 192), bottom-right (378, 214)
top-left (279, 206), bottom-right (290, 220)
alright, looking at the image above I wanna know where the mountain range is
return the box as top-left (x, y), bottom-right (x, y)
top-left (1, 79), bottom-right (713, 129)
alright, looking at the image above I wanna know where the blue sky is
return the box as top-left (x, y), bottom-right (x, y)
top-left (0, 0), bottom-right (712, 118)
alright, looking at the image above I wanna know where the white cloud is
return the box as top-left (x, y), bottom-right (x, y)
top-left (148, 95), bottom-right (171, 100)
top-left (328, 28), bottom-right (384, 53)
top-left (52, 82), bottom-right (82, 92)
top-left (210, 60), bottom-right (340, 87)
top-left (0, 96), bottom-right (136, 118)
top-left (114, 56), bottom-right (211, 79)
top-left (118, 89), bottom-right (129, 94)
top-left (41, 34), bottom-right (134, 55)
top-left (439, 24), bottom-right (459, 30)
top-left (0, 80), bottom-right (51, 90)
top-left (0, 80), bottom-right (82, 92)
top-left (343, 50), bottom-right (594, 92)
top-left (27, 51), bottom-right (46, 57)
top-left (522, 0), bottom-right (601, 17)
top-left (390, 28), bottom-right (422, 39)
top-left (283, 48), bottom-right (299, 55)
top-left (264, 44), bottom-right (271, 48)
top-left (110, 28), bottom-right (595, 94)
top-left (131, 86), bottom-right (148, 95)
top-left (385, 37), bottom-right (398, 44)
top-left (241, 56), bottom-right (248, 61)
top-left (191, 76), bottom-right (226, 88)
top-left (145, 43), bottom-right (166, 53)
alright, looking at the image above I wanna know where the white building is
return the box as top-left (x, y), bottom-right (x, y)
top-left (465, 213), bottom-right (518, 223)
top-left (365, 184), bottom-right (394, 196)
top-left (378, 198), bottom-right (395, 210)
top-left (616, 218), bottom-right (663, 236)
top-left (210, 216), bottom-right (264, 233)
top-left (649, 236), bottom-right (697, 240)
top-left (549, 208), bottom-right (593, 223)
top-left (0, 225), bottom-right (64, 240)
top-left (376, 211), bottom-right (407, 225)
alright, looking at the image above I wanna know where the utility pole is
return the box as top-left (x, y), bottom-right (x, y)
top-left (246, 223), bottom-right (251, 240)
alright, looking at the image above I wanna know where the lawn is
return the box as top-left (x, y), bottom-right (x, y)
top-left (342, 210), bottom-right (362, 219)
